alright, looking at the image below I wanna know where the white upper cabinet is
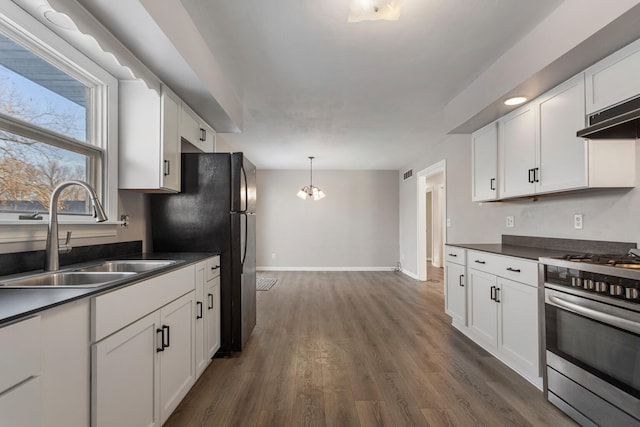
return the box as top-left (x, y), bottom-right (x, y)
top-left (498, 103), bottom-right (537, 199)
top-left (536, 74), bottom-right (587, 194)
top-left (493, 71), bottom-right (635, 201)
top-left (585, 38), bottom-right (640, 115)
top-left (471, 122), bottom-right (498, 202)
top-left (180, 103), bottom-right (215, 153)
top-left (119, 81), bottom-right (181, 192)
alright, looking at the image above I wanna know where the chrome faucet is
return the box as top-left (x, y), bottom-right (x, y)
top-left (45, 180), bottom-right (108, 271)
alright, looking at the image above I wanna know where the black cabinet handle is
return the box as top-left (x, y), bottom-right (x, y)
top-left (495, 288), bottom-right (501, 303)
top-left (448, 253), bottom-right (457, 257)
top-left (196, 301), bottom-right (203, 319)
top-left (156, 328), bottom-right (165, 352)
top-left (490, 178), bottom-right (496, 191)
top-left (459, 274), bottom-right (464, 287)
top-left (200, 128), bottom-right (206, 142)
top-left (474, 260), bottom-right (486, 264)
top-left (164, 160), bottom-right (170, 176)
top-left (208, 293), bottom-right (214, 310)
top-left (528, 168), bottom-right (534, 183)
top-left (162, 325), bottom-right (170, 349)
top-left (534, 167), bottom-right (540, 183)
top-left (490, 285), bottom-right (496, 301)
top-left (211, 265), bottom-right (220, 271)
top-left (506, 267), bottom-right (521, 273)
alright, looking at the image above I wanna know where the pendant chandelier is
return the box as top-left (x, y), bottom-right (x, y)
top-left (296, 156), bottom-right (326, 200)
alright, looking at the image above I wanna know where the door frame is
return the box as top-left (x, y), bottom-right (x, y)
top-left (417, 160), bottom-right (446, 282)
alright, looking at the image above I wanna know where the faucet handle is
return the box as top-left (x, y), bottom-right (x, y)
top-left (59, 231), bottom-right (72, 254)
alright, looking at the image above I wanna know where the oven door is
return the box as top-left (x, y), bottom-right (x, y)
top-left (544, 288), bottom-right (640, 425)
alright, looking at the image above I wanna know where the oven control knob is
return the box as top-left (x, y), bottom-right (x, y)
top-left (625, 287), bottom-right (639, 300)
top-left (583, 279), bottom-right (595, 290)
top-left (595, 281), bottom-right (609, 293)
top-left (571, 277), bottom-right (582, 287)
top-left (610, 284), bottom-right (624, 296)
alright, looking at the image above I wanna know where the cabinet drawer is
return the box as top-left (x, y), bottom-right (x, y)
top-left (445, 246), bottom-right (466, 265)
top-left (0, 316), bottom-right (41, 393)
top-left (205, 256), bottom-right (221, 281)
top-left (92, 265), bottom-right (195, 342)
top-left (467, 250), bottom-right (538, 285)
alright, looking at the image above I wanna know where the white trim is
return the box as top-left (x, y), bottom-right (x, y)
top-left (401, 269), bottom-right (420, 280)
top-left (257, 266), bottom-right (396, 272)
top-left (416, 160), bottom-right (447, 282)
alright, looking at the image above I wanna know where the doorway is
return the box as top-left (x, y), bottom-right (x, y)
top-left (417, 160), bottom-right (446, 282)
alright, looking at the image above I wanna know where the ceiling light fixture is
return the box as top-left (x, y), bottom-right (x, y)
top-left (504, 96), bottom-right (528, 106)
top-left (348, 0), bottom-right (404, 23)
top-left (296, 156), bottom-right (326, 201)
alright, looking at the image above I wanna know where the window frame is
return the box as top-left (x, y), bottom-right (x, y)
top-left (0, 2), bottom-right (119, 242)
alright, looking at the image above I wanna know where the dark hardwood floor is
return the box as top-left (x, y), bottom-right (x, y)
top-left (165, 267), bottom-right (576, 427)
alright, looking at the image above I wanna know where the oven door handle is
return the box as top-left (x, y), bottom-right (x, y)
top-left (548, 295), bottom-right (640, 335)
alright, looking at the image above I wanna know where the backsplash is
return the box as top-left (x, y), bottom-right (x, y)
top-left (0, 240), bottom-right (142, 276)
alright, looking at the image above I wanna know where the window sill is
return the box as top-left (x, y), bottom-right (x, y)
top-left (0, 221), bottom-right (122, 244)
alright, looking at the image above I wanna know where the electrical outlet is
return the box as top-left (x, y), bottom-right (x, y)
top-left (506, 216), bottom-right (514, 228)
top-left (446, 218), bottom-right (451, 227)
top-left (574, 214), bottom-right (583, 229)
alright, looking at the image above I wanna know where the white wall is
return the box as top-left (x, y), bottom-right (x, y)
top-left (257, 169), bottom-right (399, 270)
top-left (399, 135), bottom-right (640, 277)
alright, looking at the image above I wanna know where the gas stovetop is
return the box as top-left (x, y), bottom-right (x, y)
top-left (561, 253), bottom-right (640, 269)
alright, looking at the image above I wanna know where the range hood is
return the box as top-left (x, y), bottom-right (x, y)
top-left (577, 96), bottom-right (640, 139)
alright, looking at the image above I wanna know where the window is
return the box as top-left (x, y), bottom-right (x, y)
top-left (0, 4), bottom-right (117, 227)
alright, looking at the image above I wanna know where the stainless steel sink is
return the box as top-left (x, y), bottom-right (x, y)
top-left (0, 272), bottom-right (136, 288)
top-left (75, 260), bottom-right (177, 273)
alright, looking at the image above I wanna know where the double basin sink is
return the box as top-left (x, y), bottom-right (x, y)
top-left (0, 260), bottom-right (178, 288)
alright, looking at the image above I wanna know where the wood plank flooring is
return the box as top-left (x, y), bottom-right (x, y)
top-left (165, 268), bottom-right (576, 427)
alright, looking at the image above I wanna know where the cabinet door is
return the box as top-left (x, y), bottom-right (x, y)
top-left (180, 103), bottom-right (201, 148)
top-left (471, 122), bottom-right (498, 201)
top-left (498, 278), bottom-right (539, 378)
top-left (537, 74), bottom-right (587, 194)
top-left (194, 263), bottom-right (207, 378)
top-left (201, 122), bottom-right (216, 153)
top-left (92, 311), bottom-right (161, 427)
top-left (159, 292), bottom-right (195, 424)
top-left (205, 277), bottom-right (221, 359)
top-left (468, 269), bottom-right (498, 348)
top-left (499, 104), bottom-right (537, 198)
top-left (161, 88), bottom-right (181, 192)
top-left (0, 376), bottom-right (41, 427)
top-left (445, 262), bottom-right (466, 325)
top-left (585, 38), bottom-right (640, 114)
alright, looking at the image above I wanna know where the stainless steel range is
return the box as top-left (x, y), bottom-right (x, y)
top-left (540, 254), bottom-right (640, 427)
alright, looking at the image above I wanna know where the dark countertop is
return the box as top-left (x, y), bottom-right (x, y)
top-left (0, 252), bottom-right (217, 326)
top-left (446, 243), bottom-right (576, 261)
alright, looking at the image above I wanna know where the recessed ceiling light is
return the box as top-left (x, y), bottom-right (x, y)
top-left (504, 96), bottom-right (528, 106)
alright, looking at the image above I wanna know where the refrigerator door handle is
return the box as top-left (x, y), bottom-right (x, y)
top-left (241, 163), bottom-right (248, 213)
top-left (241, 212), bottom-right (248, 272)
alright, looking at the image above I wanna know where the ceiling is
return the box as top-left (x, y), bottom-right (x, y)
top-left (178, 0), bottom-right (563, 169)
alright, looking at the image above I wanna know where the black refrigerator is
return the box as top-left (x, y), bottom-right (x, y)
top-left (150, 152), bottom-right (256, 354)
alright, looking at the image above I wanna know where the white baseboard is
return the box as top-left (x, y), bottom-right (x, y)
top-left (401, 269), bottom-right (420, 280)
top-left (257, 266), bottom-right (396, 272)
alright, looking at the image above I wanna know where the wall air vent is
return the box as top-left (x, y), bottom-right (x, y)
top-left (403, 169), bottom-right (413, 181)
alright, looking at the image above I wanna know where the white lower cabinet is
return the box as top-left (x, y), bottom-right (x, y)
top-left (468, 268), bottom-right (499, 347)
top-left (450, 249), bottom-right (541, 388)
top-left (195, 257), bottom-right (221, 378)
top-left (0, 376), bottom-right (41, 427)
top-left (93, 311), bottom-right (160, 427)
top-left (498, 278), bottom-right (539, 377)
top-left (93, 291), bottom-right (195, 427)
